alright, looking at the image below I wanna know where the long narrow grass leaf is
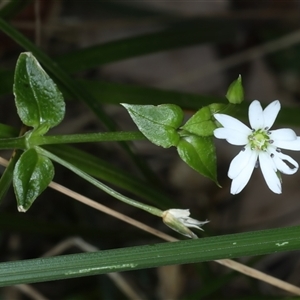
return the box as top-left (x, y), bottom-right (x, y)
top-left (57, 21), bottom-right (236, 72)
top-left (0, 225), bottom-right (299, 286)
top-left (0, 0), bottom-right (31, 19)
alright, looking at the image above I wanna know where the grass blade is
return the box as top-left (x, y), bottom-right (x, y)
top-left (0, 225), bottom-right (299, 286)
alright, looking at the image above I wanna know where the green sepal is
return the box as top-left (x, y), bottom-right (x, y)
top-left (13, 148), bottom-right (54, 212)
top-left (122, 104), bottom-right (183, 148)
top-left (13, 52), bottom-right (65, 134)
top-left (177, 136), bottom-right (219, 184)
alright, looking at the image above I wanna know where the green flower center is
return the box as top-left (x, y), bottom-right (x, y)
top-left (248, 129), bottom-right (271, 151)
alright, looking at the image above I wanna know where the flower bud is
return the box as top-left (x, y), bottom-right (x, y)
top-left (162, 209), bottom-right (209, 239)
top-left (226, 75), bottom-right (244, 104)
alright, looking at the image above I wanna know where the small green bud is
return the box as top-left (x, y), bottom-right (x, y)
top-left (226, 75), bottom-right (244, 104)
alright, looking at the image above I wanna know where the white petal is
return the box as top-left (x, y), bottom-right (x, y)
top-left (214, 114), bottom-right (251, 134)
top-left (230, 157), bottom-right (256, 194)
top-left (263, 100), bottom-right (280, 129)
top-left (270, 128), bottom-right (297, 141)
top-left (272, 152), bottom-right (298, 175)
top-left (228, 147), bottom-right (257, 179)
top-left (249, 100), bottom-right (264, 130)
top-left (259, 152), bottom-right (281, 194)
top-left (168, 209), bottom-right (190, 218)
top-left (183, 218), bottom-right (210, 230)
top-left (273, 137), bottom-right (300, 151)
top-left (214, 128), bottom-right (248, 145)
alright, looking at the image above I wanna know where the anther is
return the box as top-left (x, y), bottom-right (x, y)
top-left (270, 153), bottom-right (274, 158)
top-left (269, 140), bottom-right (274, 144)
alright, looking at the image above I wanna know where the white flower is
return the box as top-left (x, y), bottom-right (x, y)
top-left (214, 100), bottom-right (300, 194)
top-left (162, 208), bottom-right (209, 239)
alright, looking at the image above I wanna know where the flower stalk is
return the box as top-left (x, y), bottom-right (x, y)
top-left (30, 131), bottom-right (146, 146)
top-left (36, 147), bottom-right (163, 217)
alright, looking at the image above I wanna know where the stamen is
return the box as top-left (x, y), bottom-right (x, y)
top-left (269, 140), bottom-right (274, 144)
top-left (270, 153), bottom-right (274, 158)
top-left (265, 126), bottom-right (269, 130)
top-left (248, 129), bottom-right (270, 151)
top-left (276, 148), bottom-right (281, 153)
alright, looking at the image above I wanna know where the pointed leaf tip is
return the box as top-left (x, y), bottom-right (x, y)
top-left (177, 136), bottom-right (219, 184)
top-left (123, 104), bottom-right (183, 148)
top-left (13, 148), bottom-right (54, 212)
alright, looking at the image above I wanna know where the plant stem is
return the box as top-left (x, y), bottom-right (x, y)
top-left (32, 131), bottom-right (146, 145)
top-left (36, 147), bottom-right (163, 217)
top-left (0, 136), bottom-right (26, 149)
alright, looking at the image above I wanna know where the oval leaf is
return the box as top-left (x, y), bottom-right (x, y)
top-left (177, 136), bottom-right (219, 184)
top-left (13, 148), bottom-right (54, 212)
top-left (181, 104), bottom-right (227, 137)
top-left (122, 103), bottom-right (183, 148)
top-left (13, 52), bottom-right (65, 133)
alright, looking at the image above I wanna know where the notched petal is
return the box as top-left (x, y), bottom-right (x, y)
top-left (214, 114), bottom-right (250, 134)
top-left (228, 147), bottom-right (257, 179)
top-left (229, 148), bottom-right (258, 194)
top-left (230, 159), bottom-right (256, 194)
top-left (272, 152), bottom-right (299, 175)
top-left (273, 137), bottom-right (300, 151)
top-left (259, 152), bottom-right (282, 194)
top-left (249, 100), bottom-right (264, 130)
top-left (214, 128), bottom-right (248, 145)
top-left (263, 100), bottom-right (280, 129)
top-left (270, 128), bottom-right (297, 141)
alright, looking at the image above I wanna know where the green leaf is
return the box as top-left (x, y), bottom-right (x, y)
top-left (13, 52), bottom-right (65, 133)
top-left (0, 122), bottom-right (19, 138)
top-left (181, 106), bottom-right (217, 137)
top-left (177, 136), bottom-right (218, 184)
top-left (0, 225), bottom-right (299, 286)
top-left (0, 21), bottom-right (160, 187)
top-left (181, 103), bottom-right (229, 137)
top-left (13, 148), bottom-right (54, 212)
top-left (122, 104), bottom-right (183, 148)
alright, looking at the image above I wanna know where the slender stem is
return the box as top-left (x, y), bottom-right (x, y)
top-left (31, 131), bottom-right (146, 145)
top-left (0, 136), bottom-right (26, 149)
top-left (36, 147), bottom-right (163, 217)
